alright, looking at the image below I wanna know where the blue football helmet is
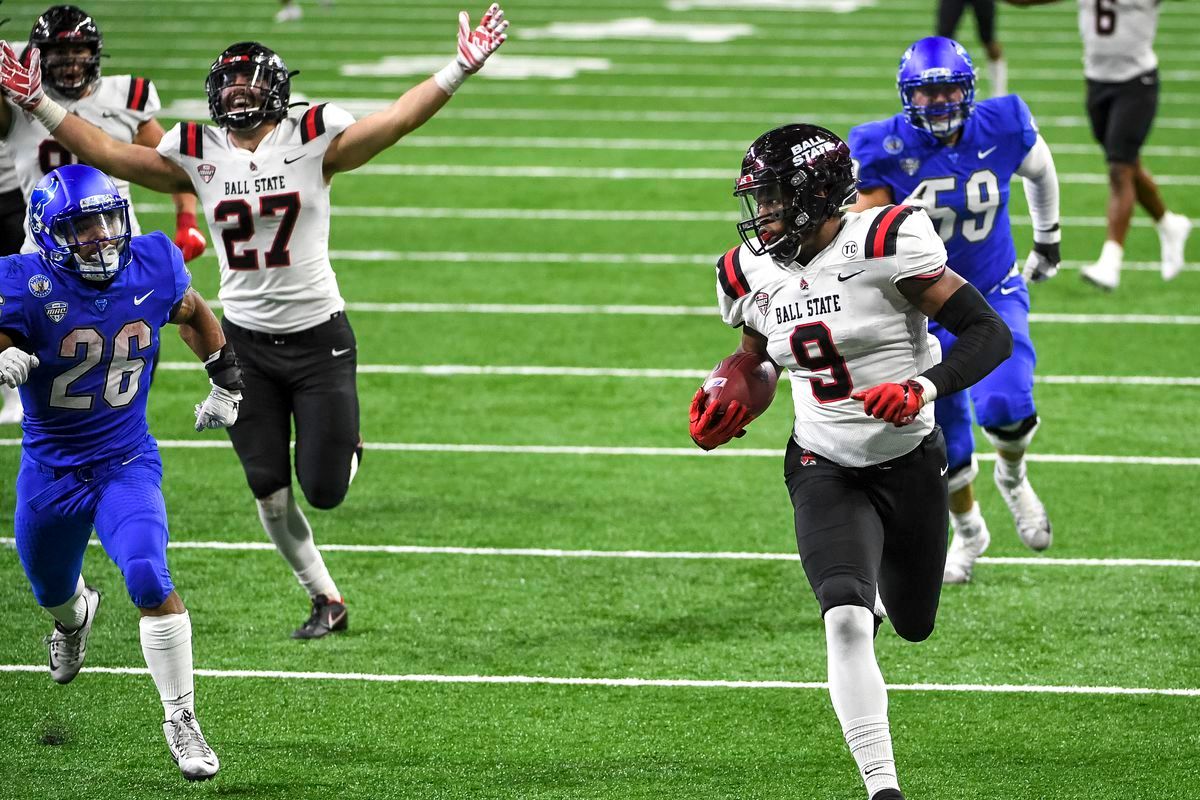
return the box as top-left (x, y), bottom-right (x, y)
top-left (29, 164), bottom-right (132, 281)
top-left (897, 36), bottom-right (976, 139)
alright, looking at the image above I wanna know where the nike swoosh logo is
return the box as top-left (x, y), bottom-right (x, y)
top-left (999, 285), bottom-right (1020, 295)
top-left (978, 146), bottom-right (998, 159)
top-left (283, 154), bottom-right (306, 164)
top-left (101, 111), bottom-right (118, 119)
top-left (940, 465), bottom-right (949, 476)
top-left (121, 453), bottom-right (143, 466)
top-left (837, 271), bottom-right (864, 282)
top-left (331, 347), bottom-right (352, 357)
top-left (327, 610), bottom-right (346, 628)
top-left (133, 290), bottom-right (154, 305)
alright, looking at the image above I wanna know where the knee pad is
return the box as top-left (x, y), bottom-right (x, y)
top-left (946, 455), bottom-right (979, 494)
top-left (256, 486), bottom-right (292, 522)
top-left (124, 557), bottom-right (172, 609)
top-left (983, 414), bottom-right (1040, 454)
top-left (300, 479), bottom-right (348, 511)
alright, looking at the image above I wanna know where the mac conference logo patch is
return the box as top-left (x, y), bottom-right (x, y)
top-left (44, 300), bottom-right (68, 323)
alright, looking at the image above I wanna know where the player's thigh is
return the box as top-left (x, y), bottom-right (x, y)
top-left (92, 452), bottom-right (176, 609)
top-left (972, 0), bottom-right (997, 45)
top-left (971, 282), bottom-right (1036, 427)
top-left (1105, 72), bottom-right (1159, 164)
top-left (1085, 79), bottom-right (1117, 149)
top-left (871, 432), bottom-right (949, 642)
top-left (784, 440), bottom-right (883, 616)
top-left (13, 459), bottom-right (95, 607)
top-left (292, 316), bottom-right (360, 509)
top-left (222, 322), bottom-right (295, 497)
top-left (936, 0), bottom-right (967, 37)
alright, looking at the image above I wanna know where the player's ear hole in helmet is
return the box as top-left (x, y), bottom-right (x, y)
top-left (897, 36), bottom-right (977, 140)
top-left (734, 124), bottom-right (857, 266)
top-left (205, 42), bottom-right (298, 131)
top-left (28, 4), bottom-right (104, 100)
top-left (29, 164), bottom-right (132, 282)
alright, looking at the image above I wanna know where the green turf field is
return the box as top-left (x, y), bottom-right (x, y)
top-left (1, 0), bottom-right (1198, 797)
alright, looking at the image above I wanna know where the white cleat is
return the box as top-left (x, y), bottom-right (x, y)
top-left (943, 519), bottom-right (991, 584)
top-left (995, 468), bottom-right (1052, 551)
top-left (45, 586), bottom-right (100, 684)
top-left (0, 384), bottom-right (24, 425)
top-left (163, 709), bottom-right (220, 781)
top-left (1158, 212), bottom-right (1192, 281)
top-left (274, 3), bottom-right (302, 22)
top-left (1080, 260), bottom-right (1120, 291)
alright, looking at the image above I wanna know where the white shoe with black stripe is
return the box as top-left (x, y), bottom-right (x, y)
top-left (163, 708), bottom-right (220, 781)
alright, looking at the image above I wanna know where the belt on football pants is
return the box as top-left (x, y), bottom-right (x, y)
top-left (224, 310), bottom-right (345, 346)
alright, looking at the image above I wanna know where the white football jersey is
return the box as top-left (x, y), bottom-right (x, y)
top-left (0, 143), bottom-right (19, 195)
top-left (157, 104), bottom-right (355, 334)
top-left (1078, 0), bottom-right (1158, 83)
top-left (716, 206), bottom-right (947, 468)
top-left (5, 76), bottom-right (160, 244)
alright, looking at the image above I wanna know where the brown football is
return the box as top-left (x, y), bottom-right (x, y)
top-left (701, 352), bottom-right (779, 419)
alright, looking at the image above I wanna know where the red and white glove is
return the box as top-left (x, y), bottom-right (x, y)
top-left (435, 4), bottom-right (508, 95)
top-left (851, 379), bottom-right (928, 427)
top-left (457, 3), bottom-right (508, 73)
top-left (174, 212), bottom-right (207, 263)
top-left (689, 388), bottom-right (749, 451)
top-left (0, 43), bottom-right (44, 112)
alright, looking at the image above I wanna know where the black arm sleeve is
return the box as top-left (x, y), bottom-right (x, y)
top-left (920, 282), bottom-right (1012, 398)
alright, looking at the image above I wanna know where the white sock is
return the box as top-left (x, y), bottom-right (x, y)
top-left (987, 57), bottom-right (1007, 97)
top-left (825, 605), bottom-right (900, 796)
top-left (951, 502), bottom-right (986, 538)
top-left (994, 456), bottom-right (1026, 487)
top-left (1098, 240), bottom-right (1124, 269)
top-left (140, 612), bottom-right (195, 719)
top-left (0, 383), bottom-right (23, 409)
top-left (257, 487), bottom-right (340, 601)
top-left (45, 576), bottom-right (87, 630)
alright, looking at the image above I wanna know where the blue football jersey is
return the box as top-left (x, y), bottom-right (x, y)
top-left (0, 231), bottom-right (191, 468)
top-left (849, 95), bottom-right (1039, 292)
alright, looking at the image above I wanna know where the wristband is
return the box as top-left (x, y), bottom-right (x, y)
top-left (204, 346), bottom-right (245, 391)
top-left (31, 96), bottom-right (67, 132)
top-left (912, 375), bottom-right (938, 404)
top-left (433, 60), bottom-right (468, 96)
top-left (176, 211), bottom-right (199, 229)
top-left (1033, 222), bottom-right (1061, 245)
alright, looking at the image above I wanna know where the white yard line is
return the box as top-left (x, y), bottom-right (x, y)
top-left (0, 663), bottom-right (1195, 697)
top-left (0, 440), bottom-right (1195, 465)
top-left (2, 537), bottom-right (1195, 569)
top-left (153, 362), bottom-right (1200, 387)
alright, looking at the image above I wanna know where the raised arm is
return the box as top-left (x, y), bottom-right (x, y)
top-left (0, 44), bottom-right (191, 194)
top-left (322, 4), bottom-right (508, 177)
top-left (135, 118), bottom-right (207, 261)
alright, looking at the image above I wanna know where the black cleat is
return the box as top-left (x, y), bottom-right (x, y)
top-left (871, 790), bottom-right (905, 800)
top-left (292, 594), bottom-right (348, 639)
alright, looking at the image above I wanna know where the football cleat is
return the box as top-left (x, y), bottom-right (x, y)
top-left (292, 594), bottom-right (348, 639)
top-left (943, 517), bottom-right (991, 584)
top-left (1080, 260), bottom-right (1120, 291)
top-left (995, 466), bottom-right (1052, 551)
top-left (45, 586), bottom-right (101, 684)
top-left (163, 708), bottom-right (220, 781)
top-left (871, 789), bottom-right (905, 800)
top-left (1157, 211), bottom-right (1192, 281)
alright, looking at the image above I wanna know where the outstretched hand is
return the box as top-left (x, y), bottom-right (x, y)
top-left (456, 3), bottom-right (508, 73)
top-left (0, 42), bottom-right (44, 111)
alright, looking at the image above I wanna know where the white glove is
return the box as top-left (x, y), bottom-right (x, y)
top-left (194, 383), bottom-right (241, 431)
top-left (1022, 241), bottom-right (1061, 284)
top-left (0, 347), bottom-right (39, 388)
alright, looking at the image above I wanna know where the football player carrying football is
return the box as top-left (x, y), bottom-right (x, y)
top-left (1, 164), bottom-right (239, 781)
top-left (849, 36), bottom-right (1062, 583)
top-left (0, 4), bottom-right (509, 638)
top-left (0, 4), bottom-right (207, 427)
top-left (690, 124), bottom-right (1011, 800)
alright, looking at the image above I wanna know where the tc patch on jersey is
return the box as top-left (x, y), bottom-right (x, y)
top-left (28, 274), bottom-right (52, 298)
top-left (44, 301), bottom-right (68, 323)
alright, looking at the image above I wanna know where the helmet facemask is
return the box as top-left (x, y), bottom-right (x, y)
top-left (736, 174), bottom-right (821, 265)
top-left (40, 43), bottom-right (101, 99)
top-left (205, 45), bottom-right (292, 131)
top-left (900, 78), bottom-right (974, 139)
top-left (51, 205), bottom-right (130, 281)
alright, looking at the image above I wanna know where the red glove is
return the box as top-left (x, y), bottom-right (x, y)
top-left (851, 379), bottom-right (926, 426)
top-left (456, 3), bottom-right (508, 74)
top-left (0, 43), bottom-right (44, 112)
top-left (174, 212), bottom-right (207, 263)
top-left (689, 388), bottom-right (749, 451)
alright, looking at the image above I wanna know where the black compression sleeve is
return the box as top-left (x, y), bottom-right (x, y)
top-left (920, 283), bottom-right (1012, 398)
